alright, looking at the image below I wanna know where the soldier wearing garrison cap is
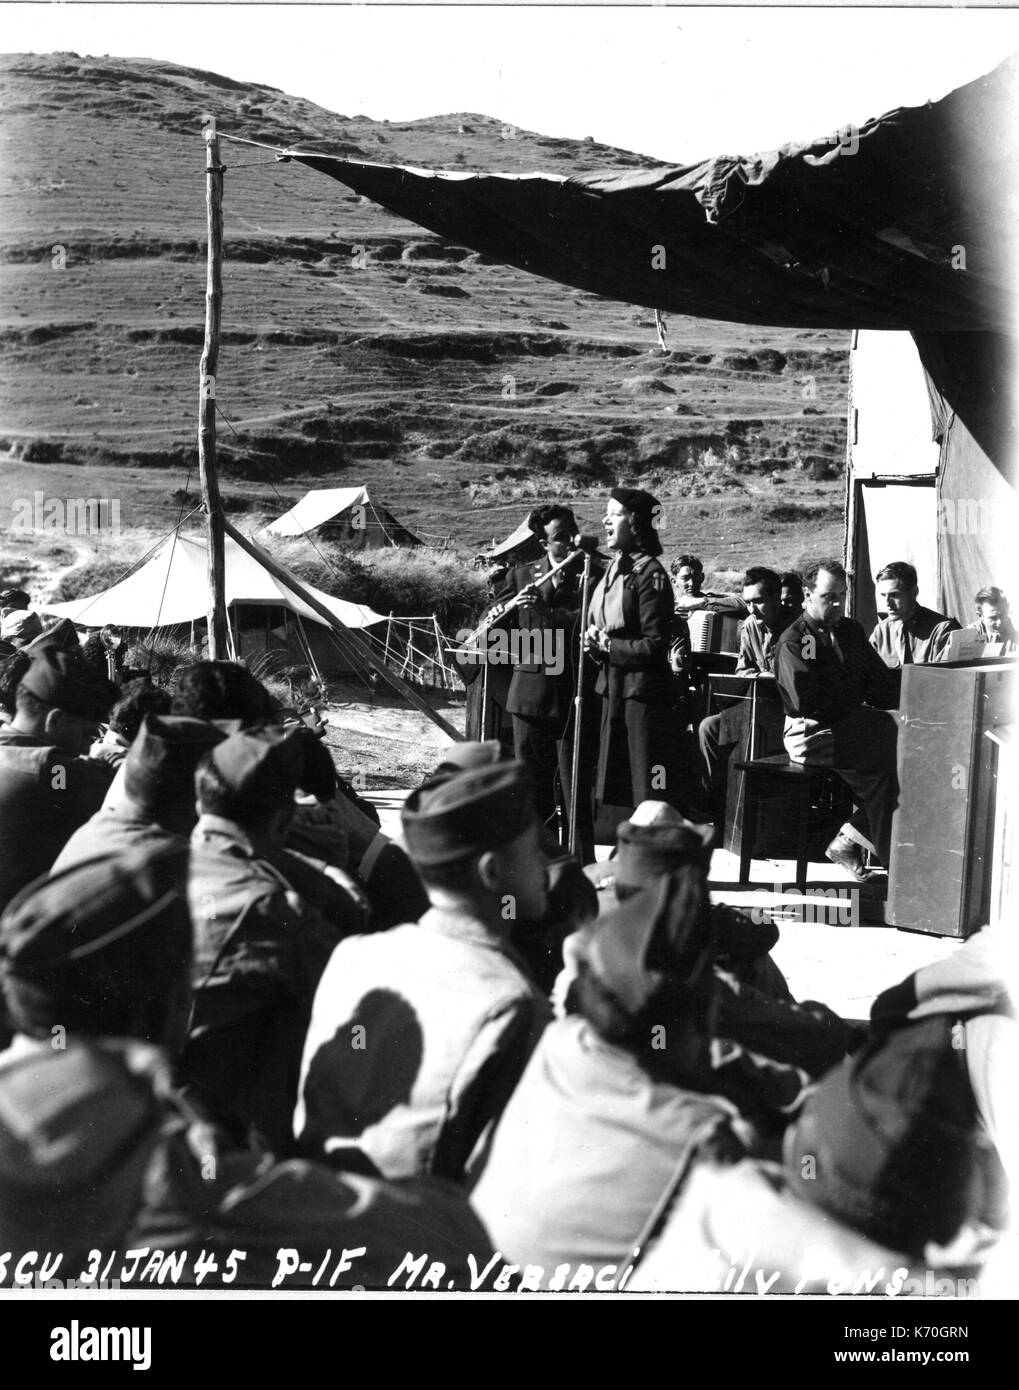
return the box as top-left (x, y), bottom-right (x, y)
top-left (295, 757), bottom-right (551, 1184)
top-left (52, 713), bottom-right (227, 872)
top-left (182, 724), bottom-right (368, 1150)
top-left (0, 647), bottom-right (117, 920)
top-left (0, 845), bottom-right (497, 1288)
top-left (569, 800), bottom-right (854, 1079)
top-left (472, 864), bottom-right (755, 1285)
top-left (0, 609), bottom-right (42, 648)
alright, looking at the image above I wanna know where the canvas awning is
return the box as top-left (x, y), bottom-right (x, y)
top-left (287, 56), bottom-right (1017, 334)
top-left (41, 532), bottom-right (386, 630)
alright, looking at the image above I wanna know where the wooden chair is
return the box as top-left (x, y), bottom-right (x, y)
top-left (732, 752), bottom-right (844, 892)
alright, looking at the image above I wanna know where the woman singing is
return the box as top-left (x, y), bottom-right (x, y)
top-left (584, 487), bottom-right (678, 813)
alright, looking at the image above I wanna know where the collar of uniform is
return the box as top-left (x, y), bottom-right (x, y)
top-left (418, 904), bottom-right (522, 958)
top-left (800, 610), bottom-right (842, 642)
top-left (192, 812), bottom-right (259, 859)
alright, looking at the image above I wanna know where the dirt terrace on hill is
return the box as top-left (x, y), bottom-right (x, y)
top-left (0, 53), bottom-right (848, 578)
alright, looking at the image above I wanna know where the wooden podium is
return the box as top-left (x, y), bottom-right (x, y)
top-left (887, 661), bottom-right (1017, 937)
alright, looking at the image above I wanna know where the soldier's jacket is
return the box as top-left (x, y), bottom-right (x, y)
top-left (588, 552), bottom-right (674, 703)
top-left (492, 557), bottom-right (604, 720)
top-left (294, 907), bottom-right (551, 1183)
top-left (0, 727), bottom-right (114, 911)
top-left (51, 806), bottom-right (185, 875)
top-left (182, 815), bottom-right (360, 1151)
top-left (0, 1036), bottom-right (497, 1289)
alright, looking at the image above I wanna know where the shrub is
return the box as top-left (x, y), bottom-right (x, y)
top-left (261, 536), bottom-right (487, 629)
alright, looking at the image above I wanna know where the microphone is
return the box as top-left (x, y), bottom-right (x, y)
top-left (574, 534), bottom-right (601, 554)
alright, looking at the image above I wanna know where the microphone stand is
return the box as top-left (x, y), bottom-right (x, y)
top-left (567, 548), bottom-right (594, 858)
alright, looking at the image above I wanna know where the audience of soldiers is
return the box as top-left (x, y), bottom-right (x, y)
top-left (0, 567), bottom-right (1012, 1293)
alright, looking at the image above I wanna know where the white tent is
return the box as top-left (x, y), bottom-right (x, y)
top-left (264, 485), bottom-right (422, 548)
top-left (43, 531), bottom-right (385, 631)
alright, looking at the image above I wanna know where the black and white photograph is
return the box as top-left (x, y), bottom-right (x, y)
top-left (0, 0), bottom-right (1016, 1343)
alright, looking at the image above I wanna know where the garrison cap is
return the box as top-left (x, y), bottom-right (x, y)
top-left (418, 740), bottom-right (506, 792)
top-left (201, 723), bottom-right (308, 815)
top-left (22, 617), bottom-right (83, 655)
top-left (19, 647), bottom-right (117, 720)
top-left (123, 713), bottom-right (226, 809)
top-left (784, 1017), bottom-right (1007, 1256)
top-left (1, 609), bottom-right (43, 645)
top-left (0, 844), bottom-right (190, 1002)
top-left (577, 865), bottom-right (713, 1015)
top-left (0, 589), bottom-right (30, 612)
top-left (401, 759), bottom-right (536, 866)
top-left (583, 801), bottom-right (714, 898)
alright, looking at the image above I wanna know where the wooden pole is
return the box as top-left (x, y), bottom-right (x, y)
top-left (198, 114), bottom-right (229, 659)
top-left (223, 518), bottom-right (463, 742)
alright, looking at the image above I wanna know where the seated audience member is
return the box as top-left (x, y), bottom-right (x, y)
top-left (0, 650), bottom-right (31, 722)
top-left (966, 586), bottom-right (1017, 654)
top-left (169, 658), bottom-right (423, 930)
top-left (869, 560), bottom-right (960, 667)
top-left (471, 866), bottom-right (754, 1285)
top-left (171, 658), bottom-right (277, 727)
top-left (0, 589), bottom-right (30, 623)
top-left (578, 801), bottom-right (854, 1078)
top-left (779, 572), bottom-right (804, 625)
top-left (628, 1010), bottom-right (1008, 1293)
top-left (869, 927), bottom-right (1016, 1190)
top-left (53, 713), bottom-right (226, 870)
top-left (294, 759), bottom-right (552, 1184)
top-left (0, 846), bottom-right (494, 1288)
top-left (182, 725), bottom-right (365, 1150)
top-left (775, 560), bottom-right (901, 883)
top-left (0, 609), bottom-right (43, 649)
top-left (25, 618), bottom-right (86, 656)
top-left (0, 648), bottom-right (117, 913)
top-left (697, 566), bottom-right (788, 821)
top-left (89, 677), bottom-right (172, 767)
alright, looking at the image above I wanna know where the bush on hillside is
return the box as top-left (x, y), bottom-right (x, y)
top-left (262, 536), bottom-right (488, 629)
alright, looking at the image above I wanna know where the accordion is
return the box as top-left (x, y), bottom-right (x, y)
top-left (686, 609), bottom-right (743, 655)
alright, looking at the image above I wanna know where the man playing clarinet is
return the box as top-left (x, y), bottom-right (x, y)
top-left (491, 505), bottom-right (603, 861)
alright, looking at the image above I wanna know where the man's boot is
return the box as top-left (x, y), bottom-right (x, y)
top-left (825, 829), bottom-right (885, 891)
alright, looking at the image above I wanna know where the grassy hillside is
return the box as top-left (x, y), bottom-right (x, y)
top-left (0, 52), bottom-right (848, 593)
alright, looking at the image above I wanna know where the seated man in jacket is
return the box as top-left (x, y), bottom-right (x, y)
top-left (0, 647), bottom-right (117, 914)
top-left (471, 864), bottom-right (755, 1286)
top-left (183, 725), bottom-right (368, 1151)
top-left (630, 1009), bottom-right (1009, 1294)
top-left (294, 758), bottom-right (552, 1184)
top-left (697, 566), bottom-right (790, 823)
top-left (0, 845), bottom-right (495, 1289)
top-left (774, 559), bottom-right (901, 884)
top-left (869, 560), bottom-right (960, 667)
top-left (169, 658), bottom-right (427, 930)
top-left (53, 713), bottom-right (226, 870)
top-left (578, 800), bottom-right (856, 1079)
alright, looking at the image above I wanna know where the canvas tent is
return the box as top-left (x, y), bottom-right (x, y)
top-left (264, 485), bottom-right (422, 548)
top-left (42, 531), bottom-right (387, 680)
top-left (284, 55), bottom-right (1017, 622)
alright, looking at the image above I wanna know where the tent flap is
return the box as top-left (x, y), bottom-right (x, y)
top-left (290, 56), bottom-right (1017, 333)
